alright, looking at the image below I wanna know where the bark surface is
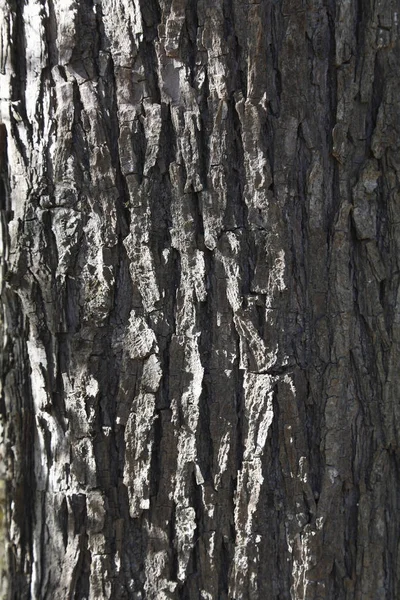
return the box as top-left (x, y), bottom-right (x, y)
top-left (1, 0), bottom-right (400, 598)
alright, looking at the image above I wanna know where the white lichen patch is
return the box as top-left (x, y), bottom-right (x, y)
top-left (142, 101), bottom-right (163, 175)
top-left (214, 431), bottom-right (231, 490)
top-left (267, 249), bottom-right (287, 299)
top-left (141, 354), bottom-right (163, 393)
top-left (122, 348), bottom-right (162, 518)
top-left (175, 506), bottom-right (197, 581)
top-left (124, 391), bottom-right (156, 518)
top-left (168, 335), bottom-right (204, 581)
top-left (230, 373), bottom-right (275, 598)
top-left (125, 312), bottom-right (158, 359)
top-left (144, 550), bottom-right (178, 599)
top-left (216, 234), bottom-right (242, 313)
top-left (128, 243), bottom-right (161, 312)
top-left (26, 339), bottom-right (48, 412)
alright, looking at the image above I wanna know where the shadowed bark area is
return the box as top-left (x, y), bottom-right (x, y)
top-left (0, 0), bottom-right (400, 598)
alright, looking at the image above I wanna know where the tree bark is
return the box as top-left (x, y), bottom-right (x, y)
top-left (1, 0), bottom-right (399, 598)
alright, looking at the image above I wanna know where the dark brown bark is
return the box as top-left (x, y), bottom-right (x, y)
top-left (1, 0), bottom-right (400, 598)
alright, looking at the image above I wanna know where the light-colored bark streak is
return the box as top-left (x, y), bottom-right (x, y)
top-left (0, 0), bottom-right (399, 598)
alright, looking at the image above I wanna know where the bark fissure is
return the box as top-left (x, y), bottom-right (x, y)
top-left (1, 0), bottom-right (400, 598)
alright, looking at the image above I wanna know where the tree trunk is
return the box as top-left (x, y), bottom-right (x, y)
top-left (1, 0), bottom-right (399, 598)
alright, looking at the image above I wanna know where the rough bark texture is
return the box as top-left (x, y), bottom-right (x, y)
top-left (1, 0), bottom-right (400, 598)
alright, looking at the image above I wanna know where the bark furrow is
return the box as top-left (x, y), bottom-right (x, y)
top-left (0, 0), bottom-right (399, 598)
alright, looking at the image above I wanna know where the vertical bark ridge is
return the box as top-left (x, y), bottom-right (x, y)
top-left (0, 0), bottom-right (399, 598)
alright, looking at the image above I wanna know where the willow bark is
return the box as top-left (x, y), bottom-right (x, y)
top-left (1, 0), bottom-right (400, 598)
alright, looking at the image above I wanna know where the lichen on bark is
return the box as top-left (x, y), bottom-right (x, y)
top-left (0, 0), bottom-right (400, 598)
